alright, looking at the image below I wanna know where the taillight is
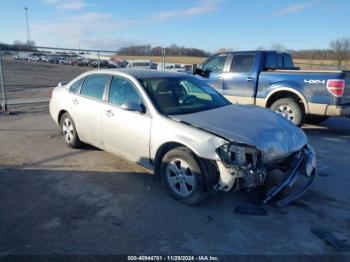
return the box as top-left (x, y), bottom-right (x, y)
top-left (327, 79), bottom-right (345, 97)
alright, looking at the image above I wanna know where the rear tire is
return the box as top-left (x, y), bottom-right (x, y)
top-left (160, 147), bottom-right (208, 205)
top-left (270, 98), bottom-right (304, 126)
top-left (305, 115), bottom-right (329, 124)
top-left (59, 113), bottom-right (82, 148)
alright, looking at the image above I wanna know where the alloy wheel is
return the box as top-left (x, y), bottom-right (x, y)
top-left (275, 105), bottom-right (296, 122)
top-left (62, 118), bottom-right (74, 143)
top-left (166, 158), bottom-right (196, 197)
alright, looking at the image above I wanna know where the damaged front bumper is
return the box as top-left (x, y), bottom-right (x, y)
top-left (216, 144), bottom-right (316, 206)
top-left (262, 144), bottom-right (316, 206)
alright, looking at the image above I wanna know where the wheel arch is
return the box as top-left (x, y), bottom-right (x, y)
top-left (265, 88), bottom-right (309, 114)
top-left (153, 142), bottom-right (190, 180)
top-left (57, 109), bottom-right (68, 124)
top-left (153, 142), bottom-right (219, 192)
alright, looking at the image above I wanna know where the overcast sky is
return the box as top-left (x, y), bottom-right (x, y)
top-left (0, 0), bottom-right (349, 52)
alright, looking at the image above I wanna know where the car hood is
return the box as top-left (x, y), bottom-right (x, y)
top-left (171, 104), bottom-right (308, 163)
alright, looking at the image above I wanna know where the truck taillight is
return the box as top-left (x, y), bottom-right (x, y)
top-left (327, 79), bottom-right (345, 97)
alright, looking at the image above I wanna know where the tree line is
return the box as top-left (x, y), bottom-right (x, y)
top-left (1, 38), bottom-right (349, 67)
top-left (117, 44), bottom-right (211, 57)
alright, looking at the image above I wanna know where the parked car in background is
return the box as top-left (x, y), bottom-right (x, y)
top-left (49, 69), bottom-right (316, 206)
top-left (49, 56), bottom-right (61, 64)
top-left (78, 59), bottom-right (92, 67)
top-left (90, 60), bottom-right (109, 68)
top-left (40, 56), bottom-right (49, 63)
top-left (28, 55), bottom-right (40, 62)
top-left (59, 58), bottom-right (72, 65)
top-left (107, 60), bottom-right (127, 68)
top-left (13, 52), bottom-right (31, 60)
top-left (194, 50), bottom-right (350, 125)
top-left (109, 57), bottom-right (128, 68)
top-left (69, 59), bottom-right (80, 66)
top-left (158, 63), bottom-right (193, 74)
top-left (127, 60), bottom-right (157, 70)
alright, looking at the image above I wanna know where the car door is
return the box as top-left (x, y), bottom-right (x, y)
top-left (70, 74), bottom-right (111, 148)
top-left (200, 53), bottom-right (229, 93)
top-left (222, 53), bottom-right (257, 104)
top-left (102, 75), bottom-right (151, 164)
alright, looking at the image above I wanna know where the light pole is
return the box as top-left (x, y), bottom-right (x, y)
top-left (161, 48), bottom-right (166, 70)
top-left (24, 7), bottom-right (31, 44)
top-left (0, 48), bottom-right (8, 113)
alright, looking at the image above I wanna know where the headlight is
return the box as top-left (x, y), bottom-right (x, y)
top-left (216, 143), bottom-right (260, 167)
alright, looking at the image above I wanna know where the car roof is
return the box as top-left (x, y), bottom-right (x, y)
top-left (87, 69), bottom-right (189, 79)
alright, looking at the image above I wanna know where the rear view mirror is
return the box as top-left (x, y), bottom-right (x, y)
top-left (121, 101), bottom-right (146, 114)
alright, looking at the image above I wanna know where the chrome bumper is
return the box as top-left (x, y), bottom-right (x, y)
top-left (325, 104), bottom-right (350, 116)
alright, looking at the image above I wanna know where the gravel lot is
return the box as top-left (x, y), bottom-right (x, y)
top-left (2, 57), bottom-right (88, 100)
top-left (0, 59), bottom-right (350, 256)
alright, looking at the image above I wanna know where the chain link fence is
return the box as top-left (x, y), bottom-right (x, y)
top-left (0, 45), bottom-right (348, 114)
top-left (0, 46), bottom-right (166, 113)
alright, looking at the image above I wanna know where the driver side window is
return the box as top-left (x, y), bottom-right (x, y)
top-left (108, 76), bottom-right (142, 106)
top-left (202, 55), bottom-right (228, 73)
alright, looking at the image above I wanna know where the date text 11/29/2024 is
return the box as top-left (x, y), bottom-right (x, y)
top-left (127, 255), bottom-right (220, 261)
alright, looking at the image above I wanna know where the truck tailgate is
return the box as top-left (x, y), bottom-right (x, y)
top-left (339, 71), bottom-right (350, 105)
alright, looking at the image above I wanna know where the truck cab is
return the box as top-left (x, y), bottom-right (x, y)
top-left (195, 51), bottom-right (350, 126)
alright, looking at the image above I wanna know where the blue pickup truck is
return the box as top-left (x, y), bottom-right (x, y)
top-left (194, 51), bottom-right (350, 125)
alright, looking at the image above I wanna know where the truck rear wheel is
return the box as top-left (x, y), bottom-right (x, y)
top-left (270, 98), bottom-right (304, 126)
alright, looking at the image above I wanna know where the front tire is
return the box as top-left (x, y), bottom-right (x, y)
top-left (60, 113), bottom-right (82, 148)
top-left (160, 147), bottom-right (208, 205)
top-left (270, 98), bottom-right (304, 126)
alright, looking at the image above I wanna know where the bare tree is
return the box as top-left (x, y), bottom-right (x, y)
top-left (270, 43), bottom-right (287, 52)
top-left (216, 48), bottom-right (233, 53)
top-left (26, 40), bottom-right (36, 47)
top-left (255, 46), bottom-right (267, 51)
top-left (330, 37), bottom-right (350, 69)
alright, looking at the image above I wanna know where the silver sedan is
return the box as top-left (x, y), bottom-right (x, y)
top-left (50, 69), bottom-right (316, 205)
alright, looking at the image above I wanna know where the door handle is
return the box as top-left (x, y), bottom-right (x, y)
top-left (72, 99), bottom-right (79, 105)
top-left (246, 77), bottom-right (254, 82)
top-left (104, 109), bottom-right (114, 117)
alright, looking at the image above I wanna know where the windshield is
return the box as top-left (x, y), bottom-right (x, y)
top-left (139, 76), bottom-right (229, 115)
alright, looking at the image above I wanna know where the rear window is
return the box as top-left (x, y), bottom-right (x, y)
top-left (69, 78), bottom-right (84, 93)
top-left (230, 54), bottom-right (255, 72)
top-left (277, 55), bottom-right (283, 68)
top-left (283, 54), bottom-right (294, 68)
top-left (80, 75), bottom-right (110, 100)
top-left (265, 53), bottom-right (277, 68)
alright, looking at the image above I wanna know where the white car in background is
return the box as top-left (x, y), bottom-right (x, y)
top-left (127, 60), bottom-right (157, 70)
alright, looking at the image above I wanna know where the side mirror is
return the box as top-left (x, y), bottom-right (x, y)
top-left (58, 81), bottom-right (68, 87)
top-left (193, 68), bottom-right (211, 78)
top-left (121, 101), bottom-right (146, 114)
